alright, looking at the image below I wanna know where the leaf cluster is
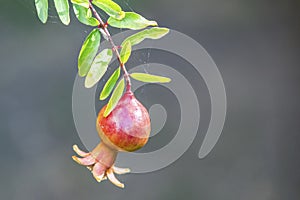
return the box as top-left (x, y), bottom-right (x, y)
top-left (35, 0), bottom-right (171, 116)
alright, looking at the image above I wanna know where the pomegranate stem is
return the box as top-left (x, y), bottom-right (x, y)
top-left (89, 1), bottom-right (131, 91)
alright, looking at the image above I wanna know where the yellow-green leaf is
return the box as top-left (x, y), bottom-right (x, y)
top-left (35, 0), bottom-right (48, 23)
top-left (92, 0), bottom-right (125, 20)
top-left (120, 41), bottom-right (131, 64)
top-left (54, 0), bottom-right (70, 25)
top-left (122, 27), bottom-right (169, 47)
top-left (71, 0), bottom-right (89, 8)
top-left (85, 49), bottom-right (113, 88)
top-left (73, 4), bottom-right (99, 26)
top-left (100, 68), bottom-right (120, 100)
top-left (104, 78), bottom-right (125, 117)
top-left (130, 73), bottom-right (171, 83)
top-left (78, 29), bottom-right (101, 77)
top-left (108, 12), bottom-right (157, 30)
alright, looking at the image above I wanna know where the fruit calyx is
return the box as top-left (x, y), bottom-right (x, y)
top-left (72, 143), bottom-right (129, 188)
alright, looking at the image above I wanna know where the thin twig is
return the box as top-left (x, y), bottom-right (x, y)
top-left (89, 0), bottom-right (131, 91)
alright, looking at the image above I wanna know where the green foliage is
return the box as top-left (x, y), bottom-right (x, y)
top-left (73, 4), bottom-right (99, 26)
top-left (85, 49), bottom-right (113, 88)
top-left (71, 0), bottom-right (89, 8)
top-left (54, 0), bottom-right (70, 25)
top-left (35, 0), bottom-right (48, 23)
top-left (92, 0), bottom-right (125, 20)
top-left (120, 41), bottom-right (132, 64)
top-left (108, 12), bottom-right (157, 30)
top-left (78, 29), bottom-right (101, 77)
top-left (104, 78), bottom-right (125, 117)
top-left (34, 0), bottom-right (171, 112)
top-left (130, 73), bottom-right (171, 83)
top-left (100, 68), bottom-right (121, 100)
top-left (122, 27), bottom-right (169, 47)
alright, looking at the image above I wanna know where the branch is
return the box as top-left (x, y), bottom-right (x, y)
top-left (89, 0), bottom-right (131, 92)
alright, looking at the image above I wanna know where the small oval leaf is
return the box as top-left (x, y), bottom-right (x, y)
top-left (71, 0), bottom-right (89, 8)
top-left (78, 29), bottom-right (101, 77)
top-left (54, 0), bottom-right (70, 25)
top-left (92, 0), bottom-right (125, 20)
top-left (100, 68), bottom-right (120, 100)
top-left (73, 4), bottom-right (99, 26)
top-left (120, 41), bottom-right (132, 64)
top-left (122, 27), bottom-right (169, 47)
top-left (104, 78), bottom-right (125, 117)
top-left (130, 73), bottom-right (171, 83)
top-left (108, 12), bottom-right (157, 30)
top-left (35, 0), bottom-right (48, 23)
top-left (85, 49), bottom-right (113, 88)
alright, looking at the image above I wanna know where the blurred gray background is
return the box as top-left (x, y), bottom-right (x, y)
top-left (1, 0), bottom-right (299, 199)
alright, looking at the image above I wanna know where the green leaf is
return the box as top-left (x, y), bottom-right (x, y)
top-left (130, 73), bottom-right (171, 83)
top-left (92, 0), bottom-right (125, 20)
top-left (35, 0), bottom-right (48, 23)
top-left (122, 27), bottom-right (169, 47)
top-left (100, 68), bottom-right (120, 100)
top-left (54, 0), bottom-right (70, 25)
top-left (78, 29), bottom-right (101, 77)
top-left (108, 12), bottom-right (157, 30)
top-left (73, 4), bottom-right (99, 26)
top-left (104, 78), bottom-right (125, 117)
top-left (71, 0), bottom-right (89, 8)
top-left (120, 41), bottom-right (131, 64)
top-left (85, 49), bottom-right (113, 88)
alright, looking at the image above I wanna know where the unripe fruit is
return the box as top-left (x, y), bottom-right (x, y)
top-left (72, 91), bottom-right (151, 188)
top-left (97, 91), bottom-right (151, 152)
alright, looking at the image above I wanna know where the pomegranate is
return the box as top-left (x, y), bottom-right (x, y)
top-left (72, 90), bottom-right (151, 188)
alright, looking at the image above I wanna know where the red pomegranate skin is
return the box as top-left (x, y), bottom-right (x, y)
top-left (97, 91), bottom-right (151, 152)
